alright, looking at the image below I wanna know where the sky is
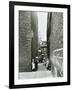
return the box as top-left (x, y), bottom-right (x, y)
top-left (37, 12), bottom-right (47, 42)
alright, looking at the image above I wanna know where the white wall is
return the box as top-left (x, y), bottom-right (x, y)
top-left (0, 0), bottom-right (71, 90)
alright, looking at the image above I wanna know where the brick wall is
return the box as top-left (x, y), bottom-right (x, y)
top-left (19, 11), bottom-right (38, 72)
top-left (50, 12), bottom-right (63, 54)
top-left (47, 12), bottom-right (63, 77)
top-left (19, 11), bottom-right (32, 72)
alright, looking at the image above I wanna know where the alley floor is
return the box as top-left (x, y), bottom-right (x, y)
top-left (19, 63), bottom-right (53, 79)
top-left (37, 63), bottom-right (47, 71)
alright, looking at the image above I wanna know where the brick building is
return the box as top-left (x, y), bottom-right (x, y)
top-left (19, 11), bottom-right (38, 72)
top-left (47, 12), bottom-right (63, 77)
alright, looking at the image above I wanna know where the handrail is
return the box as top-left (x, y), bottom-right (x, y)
top-left (53, 48), bottom-right (63, 53)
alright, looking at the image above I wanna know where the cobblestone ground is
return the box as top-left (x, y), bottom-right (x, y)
top-left (19, 63), bottom-right (53, 79)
